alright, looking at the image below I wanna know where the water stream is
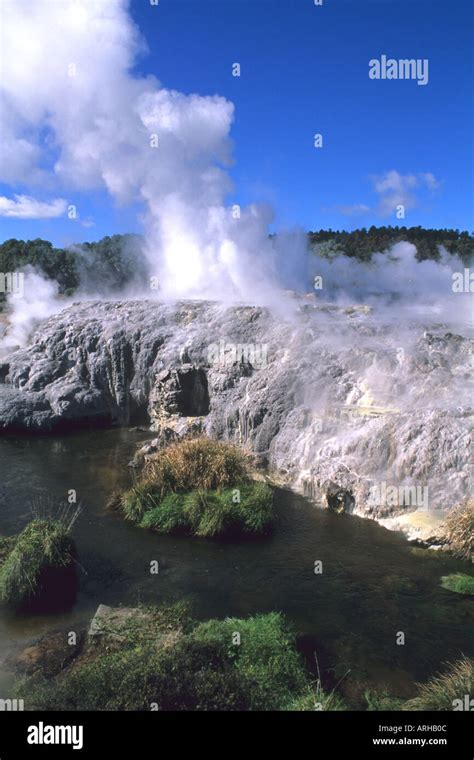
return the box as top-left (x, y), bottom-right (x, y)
top-left (0, 428), bottom-right (472, 705)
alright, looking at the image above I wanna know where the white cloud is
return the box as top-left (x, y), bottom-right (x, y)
top-left (371, 170), bottom-right (440, 216)
top-left (0, 194), bottom-right (67, 218)
top-left (419, 172), bottom-right (441, 191)
top-left (331, 171), bottom-right (441, 219)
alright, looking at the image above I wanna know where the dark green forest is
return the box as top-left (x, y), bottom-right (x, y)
top-left (308, 226), bottom-right (473, 263)
top-left (0, 234), bottom-right (148, 302)
top-left (0, 227), bottom-right (472, 307)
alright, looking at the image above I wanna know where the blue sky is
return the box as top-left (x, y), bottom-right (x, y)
top-left (1, 0), bottom-right (472, 246)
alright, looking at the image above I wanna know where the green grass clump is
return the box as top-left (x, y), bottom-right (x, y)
top-left (235, 482), bottom-right (274, 533)
top-left (133, 483), bottom-right (273, 538)
top-left (120, 483), bottom-right (159, 523)
top-left (140, 494), bottom-right (189, 533)
top-left (16, 608), bottom-right (332, 712)
top-left (18, 638), bottom-right (250, 711)
top-left (184, 490), bottom-right (236, 537)
top-left (119, 438), bottom-right (269, 538)
top-left (190, 612), bottom-right (308, 709)
top-left (285, 685), bottom-right (347, 711)
top-left (0, 519), bottom-right (76, 607)
top-left (440, 573), bottom-right (474, 595)
top-left (403, 657), bottom-right (473, 711)
top-left (182, 485), bottom-right (273, 537)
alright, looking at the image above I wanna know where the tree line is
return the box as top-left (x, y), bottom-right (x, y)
top-left (308, 225), bottom-right (473, 263)
top-left (0, 234), bottom-right (148, 306)
top-left (0, 227), bottom-right (472, 307)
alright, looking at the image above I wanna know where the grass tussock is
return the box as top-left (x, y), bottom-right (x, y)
top-left (15, 608), bottom-right (336, 712)
top-left (119, 439), bottom-right (273, 538)
top-left (443, 500), bottom-right (473, 562)
top-left (136, 484), bottom-right (273, 538)
top-left (0, 519), bottom-right (76, 607)
top-left (285, 685), bottom-right (347, 711)
top-left (403, 657), bottom-right (473, 711)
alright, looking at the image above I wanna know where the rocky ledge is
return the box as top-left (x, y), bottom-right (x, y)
top-left (0, 297), bottom-right (472, 525)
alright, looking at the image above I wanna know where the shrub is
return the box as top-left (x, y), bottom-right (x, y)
top-left (444, 500), bottom-right (473, 562)
top-left (119, 439), bottom-right (273, 539)
top-left (0, 519), bottom-right (76, 607)
top-left (119, 439), bottom-right (272, 538)
top-left (440, 573), bottom-right (474, 595)
top-left (403, 657), bottom-right (473, 711)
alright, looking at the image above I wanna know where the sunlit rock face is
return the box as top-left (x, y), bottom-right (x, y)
top-left (0, 297), bottom-right (471, 524)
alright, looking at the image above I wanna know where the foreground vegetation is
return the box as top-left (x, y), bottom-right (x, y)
top-left (443, 500), bottom-right (473, 562)
top-left (404, 657), bottom-right (473, 711)
top-left (118, 439), bottom-right (274, 538)
top-left (15, 607), bottom-right (334, 711)
top-left (0, 519), bottom-right (77, 608)
top-left (137, 485), bottom-right (273, 537)
top-left (14, 600), bottom-right (473, 711)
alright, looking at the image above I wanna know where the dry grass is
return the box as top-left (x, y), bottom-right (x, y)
top-left (141, 438), bottom-right (250, 496)
top-left (403, 657), bottom-right (473, 711)
top-left (443, 499), bottom-right (473, 562)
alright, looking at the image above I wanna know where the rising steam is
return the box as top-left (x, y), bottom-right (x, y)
top-left (0, 0), bottom-right (303, 304)
top-left (0, 0), bottom-right (470, 354)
